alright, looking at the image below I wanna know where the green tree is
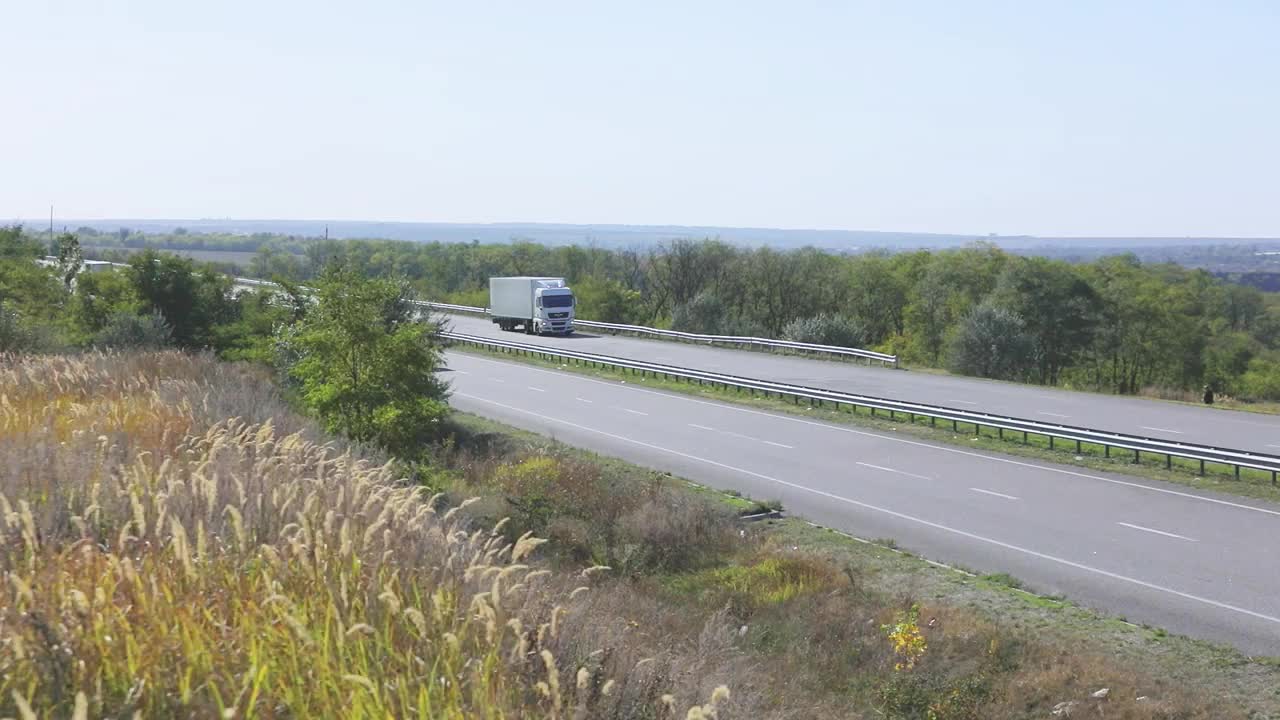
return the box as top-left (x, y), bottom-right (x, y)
top-left (127, 249), bottom-right (234, 348)
top-left (68, 269), bottom-right (142, 341)
top-left (213, 288), bottom-right (298, 363)
top-left (0, 225), bottom-right (69, 349)
top-left (54, 232), bottom-right (83, 289)
top-left (573, 277), bottom-right (641, 323)
top-left (993, 257), bottom-right (1099, 385)
top-left (279, 266), bottom-right (449, 454)
top-left (1081, 255), bottom-right (1190, 394)
top-left (1241, 356), bottom-right (1280, 401)
top-left (843, 253), bottom-right (910, 345)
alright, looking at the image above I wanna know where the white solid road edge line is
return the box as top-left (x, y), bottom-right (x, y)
top-left (451, 353), bottom-right (1280, 518)
top-left (1117, 522), bottom-right (1198, 542)
top-left (455, 391), bottom-right (1280, 628)
top-left (971, 488), bottom-right (1019, 501)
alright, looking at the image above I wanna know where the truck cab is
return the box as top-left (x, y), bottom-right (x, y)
top-left (532, 282), bottom-right (575, 334)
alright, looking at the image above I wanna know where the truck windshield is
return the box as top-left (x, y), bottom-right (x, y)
top-left (542, 294), bottom-right (574, 308)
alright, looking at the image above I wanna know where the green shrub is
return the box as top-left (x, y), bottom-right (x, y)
top-left (92, 310), bottom-right (173, 349)
top-left (782, 313), bottom-right (866, 348)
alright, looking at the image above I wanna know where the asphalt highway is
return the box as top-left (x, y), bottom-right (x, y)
top-left (445, 350), bottom-right (1280, 654)
top-left (441, 313), bottom-right (1280, 455)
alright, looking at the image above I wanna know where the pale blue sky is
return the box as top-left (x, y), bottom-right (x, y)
top-left (4, 1), bottom-right (1277, 236)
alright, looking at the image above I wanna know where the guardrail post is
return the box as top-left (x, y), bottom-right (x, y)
top-left (1049, 436), bottom-right (1054, 450)
top-left (998, 427), bottom-right (1003, 439)
top-left (1104, 445), bottom-right (1110, 458)
top-left (1076, 440), bottom-right (1082, 453)
top-left (1199, 459), bottom-right (1205, 475)
top-left (1166, 454), bottom-right (1172, 470)
top-left (1133, 449), bottom-right (1140, 464)
top-left (952, 419), bottom-right (957, 432)
top-left (1235, 465), bottom-right (1241, 481)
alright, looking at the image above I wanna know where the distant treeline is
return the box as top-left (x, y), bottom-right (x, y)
top-left (22, 227), bottom-right (1280, 403)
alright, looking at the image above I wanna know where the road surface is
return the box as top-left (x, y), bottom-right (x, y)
top-left (445, 350), bottom-right (1280, 654)
top-left (441, 312), bottom-right (1280, 455)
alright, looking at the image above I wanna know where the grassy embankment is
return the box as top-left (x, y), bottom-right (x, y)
top-left (0, 351), bottom-right (1269, 718)
top-left (451, 342), bottom-right (1280, 503)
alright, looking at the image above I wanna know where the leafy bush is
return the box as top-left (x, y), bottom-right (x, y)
top-left (573, 277), bottom-right (642, 324)
top-left (782, 313), bottom-right (867, 347)
top-left (671, 291), bottom-right (728, 334)
top-left (91, 310), bottom-right (173, 349)
top-left (946, 302), bottom-right (1034, 381)
top-left (0, 303), bottom-right (33, 352)
top-left (279, 266), bottom-right (449, 454)
top-left (1241, 356), bottom-right (1280, 401)
top-left (0, 302), bottom-right (65, 354)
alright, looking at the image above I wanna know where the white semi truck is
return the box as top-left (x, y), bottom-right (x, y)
top-left (489, 276), bottom-right (576, 335)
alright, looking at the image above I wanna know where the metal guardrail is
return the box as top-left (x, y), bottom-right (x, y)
top-left (419, 301), bottom-right (898, 366)
top-left (444, 331), bottom-right (1280, 483)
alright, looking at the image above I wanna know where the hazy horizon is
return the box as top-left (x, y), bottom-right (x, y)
top-left (21, 217), bottom-right (1280, 253)
top-left (5, 2), bottom-right (1278, 237)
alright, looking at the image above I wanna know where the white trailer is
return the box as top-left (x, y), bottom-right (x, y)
top-left (489, 277), bottom-right (576, 335)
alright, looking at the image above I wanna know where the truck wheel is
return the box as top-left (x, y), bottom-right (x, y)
top-left (525, 321), bottom-right (534, 335)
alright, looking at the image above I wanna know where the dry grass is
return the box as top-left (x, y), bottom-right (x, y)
top-left (0, 351), bottom-right (728, 718)
top-left (0, 351), bottom-right (1253, 718)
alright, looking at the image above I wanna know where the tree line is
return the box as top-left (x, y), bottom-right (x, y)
top-left (13, 226), bottom-right (1280, 403)
top-left (231, 234), bottom-right (1280, 402)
